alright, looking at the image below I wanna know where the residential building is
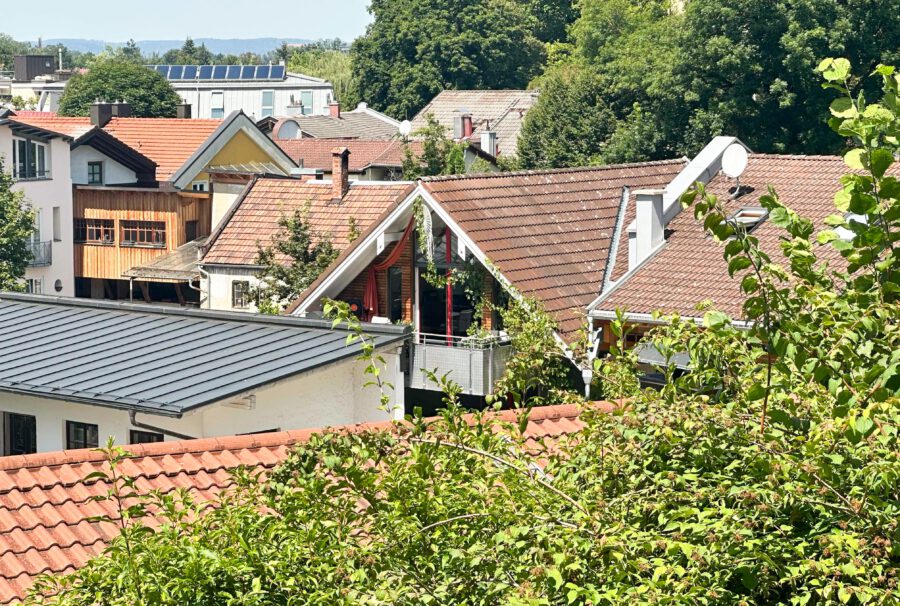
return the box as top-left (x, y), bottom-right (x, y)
top-left (586, 150), bottom-right (874, 376)
top-left (0, 293), bottom-right (408, 455)
top-left (0, 110), bottom-right (75, 296)
top-left (274, 138), bottom-right (421, 181)
top-left (410, 90), bottom-right (540, 158)
top-left (261, 101), bottom-right (401, 140)
top-left (200, 149), bottom-right (413, 312)
top-left (0, 54), bottom-right (74, 113)
top-left (147, 64), bottom-right (334, 120)
top-left (12, 106), bottom-right (296, 303)
top-left (288, 158), bottom-right (689, 402)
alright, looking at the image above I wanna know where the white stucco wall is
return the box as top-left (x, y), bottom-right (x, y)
top-left (0, 350), bottom-right (404, 454)
top-left (0, 129), bottom-right (74, 296)
top-left (70, 146), bottom-right (138, 185)
top-left (211, 182), bottom-right (245, 229)
top-left (174, 84), bottom-right (333, 121)
top-left (202, 265), bottom-right (261, 312)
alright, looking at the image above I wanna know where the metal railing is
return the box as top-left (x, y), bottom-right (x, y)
top-left (409, 331), bottom-right (513, 395)
top-left (27, 241), bottom-right (52, 266)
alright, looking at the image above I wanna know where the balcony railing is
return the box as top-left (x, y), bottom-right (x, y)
top-left (408, 332), bottom-right (513, 396)
top-left (27, 241), bottom-right (52, 267)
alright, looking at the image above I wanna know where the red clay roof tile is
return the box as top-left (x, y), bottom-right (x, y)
top-left (0, 402), bottom-right (601, 604)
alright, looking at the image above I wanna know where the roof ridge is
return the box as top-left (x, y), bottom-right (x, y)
top-left (421, 158), bottom-right (687, 182)
top-left (747, 152), bottom-right (842, 161)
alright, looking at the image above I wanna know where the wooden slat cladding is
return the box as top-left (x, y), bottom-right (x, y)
top-left (74, 188), bottom-right (211, 280)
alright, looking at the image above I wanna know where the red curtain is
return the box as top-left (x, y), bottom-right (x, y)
top-left (362, 218), bottom-right (415, 320)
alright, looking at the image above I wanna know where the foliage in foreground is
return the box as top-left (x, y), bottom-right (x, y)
top-left (58, 57), bottom-right (181, 118)
top-left (27, 61), bottom-right (900, 605)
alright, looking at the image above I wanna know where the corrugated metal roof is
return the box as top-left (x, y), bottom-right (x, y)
top-left (0, 294), bottom-right (408, 416)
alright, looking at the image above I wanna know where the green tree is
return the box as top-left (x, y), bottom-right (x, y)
top-left (288, 47), bottom-right (358, 108)
top-left (162, 38), bottom-right (214, 65)
top-left (251, 207), bottom-right (340, 314)
top-left (57, 57), bottom-right (181, 118)
top-left (401, 114), bottom-right (468, 179)
top-left (351, 0), bottom-right (545, 118)
top-left (0, 161), bottom-right (36, 290)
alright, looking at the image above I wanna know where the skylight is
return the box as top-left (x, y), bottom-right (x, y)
top-left (727, 207), bottom-right (768, 233)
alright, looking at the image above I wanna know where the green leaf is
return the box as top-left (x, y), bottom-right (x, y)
top-left (746, 383), bottom-right (767, 401)
top-left (855, 416), bottom-right (874, 435)
top-left (829, 97), bottom-right (856, 118)
top-left (727, 256), bottom-right (752, 277)
top-left (844, 149), bottom-right (865, 170)
top-left (817, 230), bottom-right (839, 245)
top-left (869, 148), bottom-right (893, 178)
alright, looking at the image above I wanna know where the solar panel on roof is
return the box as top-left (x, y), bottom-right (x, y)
top-left (241, 65), bottom-right (255, 79)
top-left (182, 65), bottom-right (197, 80)
top-left (154, 65), bottom-right (169, 77)
top-left (256, 65), bottom-right (271, 80)
top-left (169, 65), bottom-right (183, 80)
top-left (226, 65), bottom-right (241, 79)
top-left (271, 65), bottom-right (285, 80)
top-left (199, 65), bottom-right (213, 80)
top-left (212, 65), bottom-right (227, 79)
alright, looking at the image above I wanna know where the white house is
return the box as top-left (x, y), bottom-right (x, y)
top-left (0, 293), bottom-right (408, 455)
top-left (0, 111), bottom-right (75, 296)
top-left (149, 64), bottom-right (335, 120)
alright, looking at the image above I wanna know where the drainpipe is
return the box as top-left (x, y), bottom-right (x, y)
top-left (197, 265), bottom-right (210, 309)
top-left (129, 410), bottom-right (197, 440)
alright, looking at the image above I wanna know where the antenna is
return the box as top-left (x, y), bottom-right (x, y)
top-left (721, 143), bottom-right (748, 197)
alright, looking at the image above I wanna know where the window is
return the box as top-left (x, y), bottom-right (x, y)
top-left (185, 220), bottom-right (199, 241)
top-left (73, 218), bottom-right (115, 245)
top-left (300, 91), bottom-right (314, 115)
top-left (25, 278), bottom-right (42, 294)
top-left (191, 181), bottom-right (208, 192)
top-left (211, 91), bottom-right (225, 119)
top-left (261, 90), bottom-right (275, 118)
top-left (66, 421), bottom-right (99, 450)
top-left (121, 220), bottom-right (166, 248)
top-left (129, 429), bottom-right (163, 444)
top-left (2, 412), bottom-right (36, 455)
top-left (727, 207), bottom-right (768, 234)
top-left (232, 280), bottom-right (250, 308)
top-left (12, 138), bottom-right (48, 179)
top-left (52, 206), bottom-right (61, 241)
top-left (29, 209), bottom-right (41, 244)
top-left (87, 161), bottom-right (103, 185)
top-left (388, 266), bottom-right (403, 322)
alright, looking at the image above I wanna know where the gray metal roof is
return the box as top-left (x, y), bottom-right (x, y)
top-left (0, 293), bottom-right (409, 417)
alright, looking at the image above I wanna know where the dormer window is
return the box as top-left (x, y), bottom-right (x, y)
top-left (727, 207), bottom-right (768, 234)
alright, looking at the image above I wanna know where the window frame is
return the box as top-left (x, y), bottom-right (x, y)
top-left (232, 280), bottom-right (251, 309)
top-left (261, 89), bottom-right (275, 118)
top-left (12, 137), bottom-right (49, 180)
top-left (129, 429), bottom-right (164, 444)
top-left (73, 218), bottom-right (115, 246)
top-left (387, 266), bottom-right (403, 322)
top-left (25, 278), bottom-right (42, 294)
top-left (210, 90), bottom-right (225, 119)
top-left (121, 220), bottom-right (166, 249)
top-left (2, 412), bottom-right (37, 456)
top-left (65, 420), bottom-right (99, 450)
top-left (300, 91), bottom-right (314, 115)
top-left (87, 161), bottom-right (104, 185)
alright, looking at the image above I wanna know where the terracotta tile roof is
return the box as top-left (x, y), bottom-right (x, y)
top-left (598, 154), bottom-right (875, 319)
top-left (411, 90), bottom-right (539, 156)
top-left (11, 112), bottom-right (222, 181)
top-left (422, 161), bottom-right (687, 338)
top-left (202, 177), bottom-right (413, 266)
top-left (275, 138), bottom-right (423, 172)
top-left (0, 402), bottom-right (604, 604)
top-left (102, 117), bottom-right (222, 180)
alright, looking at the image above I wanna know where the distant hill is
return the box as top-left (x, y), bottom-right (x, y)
top-left (40, 38), bottom-right (316, 56)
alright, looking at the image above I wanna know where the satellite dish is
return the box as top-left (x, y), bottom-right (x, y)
top-left (721, 143), bottom-right (748, 179)
top-left (399, 120), bottom-right (412, 138)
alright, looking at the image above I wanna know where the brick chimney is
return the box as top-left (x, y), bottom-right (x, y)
top-left (331, 147), bottom-right (350, 201)
top-left (89, 101), bottom-right (113, 127)
top-left (461, 114), bottom-right (474, 139)
top-left (328, 101), bottom-right (341, 119)
top-left (176, 103), bottom-right (192, 119)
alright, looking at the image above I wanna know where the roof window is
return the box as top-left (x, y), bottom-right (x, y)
top-left (727, 206), bottom-right (768, 234)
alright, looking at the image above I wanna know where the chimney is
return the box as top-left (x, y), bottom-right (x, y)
top-left (630, 189), bottom-right (665, 271)
top-left (176, 103), bottom-right (192, 119)
top-left (461, 114), bottom-right (474, 139)
top-left (331, 147), bottom-right (350, 201)
top-left (453, 114), bottom-right (463, 139)
top-left (328, 101), bottom-right (341, 119)
top-left (480, 130), bottom-right (498, 157)
top-left (89, 101), bottom-right (113, 127)
top-left (111, 101), bottom-right (132, 118)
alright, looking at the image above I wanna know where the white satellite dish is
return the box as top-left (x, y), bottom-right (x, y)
top-left (721, 143), bottom-right (748, 179)
top-left (399, 120), bottom-right (412, 138)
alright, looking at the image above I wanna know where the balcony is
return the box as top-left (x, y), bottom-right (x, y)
top-left (408, 332), bottom-right (513, 396)
top-left (27, 241), bottom-right (52, 267)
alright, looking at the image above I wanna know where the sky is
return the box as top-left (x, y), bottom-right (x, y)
top-left (4, 0), bottom-right (373, 42)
